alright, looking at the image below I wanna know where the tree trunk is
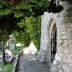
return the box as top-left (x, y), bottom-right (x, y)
top-left (2, 41), bottom-right (6, 65)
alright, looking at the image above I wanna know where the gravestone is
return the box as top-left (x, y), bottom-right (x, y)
top-left (8, 35), bottom-right (16, 50)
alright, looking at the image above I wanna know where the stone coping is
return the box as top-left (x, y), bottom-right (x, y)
top-left (12, 50), bottom-right (23, 72)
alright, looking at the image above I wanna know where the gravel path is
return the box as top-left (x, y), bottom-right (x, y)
top-left (18, 53), bottom-right (49, 72)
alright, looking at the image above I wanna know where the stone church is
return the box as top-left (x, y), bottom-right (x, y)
top-left (38, 0), bottom-right (72, 72)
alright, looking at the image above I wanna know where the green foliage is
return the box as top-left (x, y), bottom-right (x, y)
top-left (13, 30), bottom-right (31, 46)
top-left (0, 0), bottom-right (46, 50)
top-left (25, 16), bottom-right (41, 49)
top-left (0, 0), bottom-right (48, 43)
top-left (12, 0), bottom-right (49, 17)
top-left (0, 0), bottom-right (50, 17)
top-left (0, 63), bottom-right (2, 67)
top-left (0, 63), bottom-right (3, 72)
top-left (0, 9), bottom-right (11, 17)
top-left (14, 11), bottom-right (24, 18)
top-left (13, 16), bottom-right (41, 49)
top-left (0, 29), bottom-right (9, 42)
top-left (4, 64), bottom-right (13, 72)
top-left (11, 47), bottom-right (21, 55)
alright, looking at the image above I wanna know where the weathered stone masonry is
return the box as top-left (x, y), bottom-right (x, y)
top-left (38, 1), bottom-right (72, 72)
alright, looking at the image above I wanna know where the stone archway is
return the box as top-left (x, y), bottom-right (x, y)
top-left (37, 13), bottom-right (58, 65)
top-left (48, 20), bottom-right (57, 62)
top-left (51, 24), bottom-right (57, 62)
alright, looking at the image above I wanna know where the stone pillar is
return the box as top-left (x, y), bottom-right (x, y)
top-left (37, 12), bottom-right (52, 63)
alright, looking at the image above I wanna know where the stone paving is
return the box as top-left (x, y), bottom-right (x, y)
top-left (18, 42), bottom-right (49, 72)
top-left (18, 53), bottom-right (49, 72)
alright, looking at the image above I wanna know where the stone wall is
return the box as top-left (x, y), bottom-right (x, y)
top-left (38, 1), bottom-right (72, 72)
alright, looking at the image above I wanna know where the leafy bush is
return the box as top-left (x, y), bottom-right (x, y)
top-left (11, 47), bottom-right (20, 55)
top-left (13, 30), bottom-right (31, 46)
top-left (4, 64), bottom-right (13, 72)
top-left (0, 63), bottom-right (3, 72)
top-left (13, 16), bottom-right (41, 50)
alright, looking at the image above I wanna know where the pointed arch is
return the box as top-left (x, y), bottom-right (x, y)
top-left (48, 18), bottom-right (57, 62)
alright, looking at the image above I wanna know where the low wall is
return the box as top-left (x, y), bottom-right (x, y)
top-left (12, 50), bottom-right (23, 72)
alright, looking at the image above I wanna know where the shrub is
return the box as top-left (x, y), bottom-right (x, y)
top-left (11, 47), bottom-right (20, 55)
top-left (4, 64), bottom-right (13, 72)
top-left (13, 16), bottom-right (41, 50)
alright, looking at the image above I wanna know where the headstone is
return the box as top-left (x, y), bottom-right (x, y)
top-left (9, 40), bottom-right (16, 50)
top-left (8, 35), bottom-right (16, 50)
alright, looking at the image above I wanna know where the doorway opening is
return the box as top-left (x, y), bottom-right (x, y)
top-left (51, 24), bottom-right (57, 62)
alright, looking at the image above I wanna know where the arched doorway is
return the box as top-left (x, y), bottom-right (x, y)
top-left (48, 19), bottom-right (57, 62)
top-left (51, 24), bottom-right (57, 62)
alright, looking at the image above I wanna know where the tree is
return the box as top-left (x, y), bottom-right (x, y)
top-left (0, 13), bottom-right (23, 65)
top-left (0, 0), bottom-right (50, 50)
top-left (0, 0), bottom-right (50, 17)
top-left (0, 29), bottom-right (9, 64)
top-left (13, 16), bottom-right (41, 49)
top-left (0, 0), bottom-right (64, 18)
